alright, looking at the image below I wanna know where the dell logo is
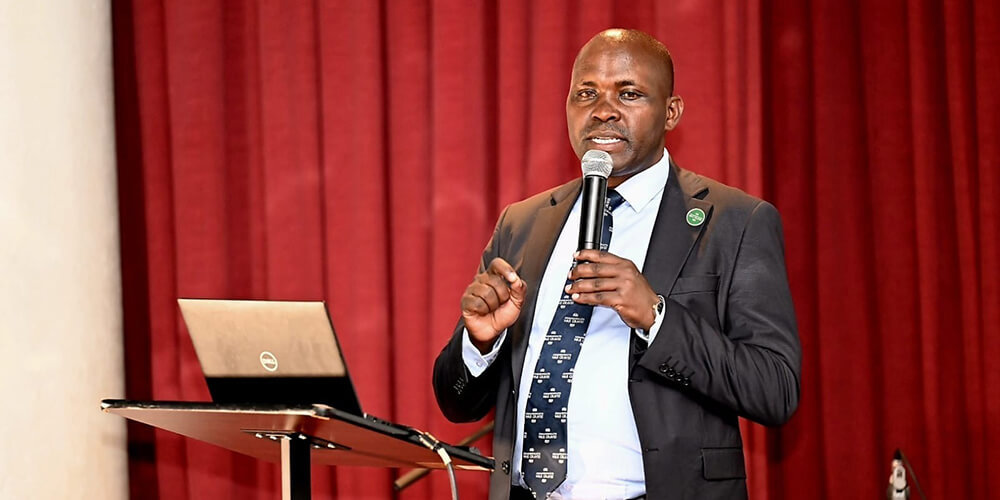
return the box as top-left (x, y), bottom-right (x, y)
top-left (259, 351), bottom-right (278, 372)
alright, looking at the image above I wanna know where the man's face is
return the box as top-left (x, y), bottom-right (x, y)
top-left (566, 41), bottom-right (675, 179)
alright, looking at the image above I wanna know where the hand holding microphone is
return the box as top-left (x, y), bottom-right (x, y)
top-left (461, 149), bottom-right (664, 351)
top-left (460, 150), bottom-right (615, 352)
top-left (569, 150), bottom-right (661, 331)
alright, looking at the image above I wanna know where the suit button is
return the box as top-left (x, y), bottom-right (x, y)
top-left (659, 363), bottom-right (669, 374)
top-left (682, 377), bottom-right (691, 386)
top-left (501, 460), bottom-right (510, 474)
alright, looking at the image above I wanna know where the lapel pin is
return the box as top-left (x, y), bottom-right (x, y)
top-left (686, 208), bottom-right (706, 227)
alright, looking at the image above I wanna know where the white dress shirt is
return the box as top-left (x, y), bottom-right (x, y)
top-left (462, 151), bottom-right (672, 499)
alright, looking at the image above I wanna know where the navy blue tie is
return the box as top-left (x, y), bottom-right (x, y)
top-left (521, 189), bottom-right (626, 498)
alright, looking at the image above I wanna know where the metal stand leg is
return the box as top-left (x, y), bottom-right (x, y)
top-left (281, 435), bottom-right (311, 500)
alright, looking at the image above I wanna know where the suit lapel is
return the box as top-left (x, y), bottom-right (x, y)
top-left (641, 162), bottom-right (713, 297)
top-left (510, 179), bottom-right (581, 389)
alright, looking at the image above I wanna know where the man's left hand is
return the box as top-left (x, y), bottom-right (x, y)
top-left (566, 249), bottom-right (660, 330)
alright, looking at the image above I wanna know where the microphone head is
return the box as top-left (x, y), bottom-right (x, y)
top-left (581, 150), bottom-right (613, 178)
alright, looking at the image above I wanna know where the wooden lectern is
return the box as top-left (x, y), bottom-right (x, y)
top-left (102, 400), bottom-right (492, 499)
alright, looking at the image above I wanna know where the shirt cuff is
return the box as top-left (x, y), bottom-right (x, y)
top-left (462, 328), bottom-right (506, 377)
top-left (634, 299), bottom-right (666, 344)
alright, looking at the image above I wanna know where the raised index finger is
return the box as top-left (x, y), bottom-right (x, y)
top-left (486, 257), bottom-right (520, 284)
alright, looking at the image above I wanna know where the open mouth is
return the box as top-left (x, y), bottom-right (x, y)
top-left (585, 128), bottom-right (627, 147)
top-left (590, 137), bottom-right (623, 145)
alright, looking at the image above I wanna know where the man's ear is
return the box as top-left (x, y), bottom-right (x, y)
top-left (664, 95), bottom-right (684, 131)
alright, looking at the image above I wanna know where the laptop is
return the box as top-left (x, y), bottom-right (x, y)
top-left (177, 298), bottom-right (364, 415)
top-left (157, 298), bottom-right (494, 469)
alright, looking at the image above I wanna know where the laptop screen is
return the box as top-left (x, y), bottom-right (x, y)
top-left (177, 299), bottom-right (362, 415)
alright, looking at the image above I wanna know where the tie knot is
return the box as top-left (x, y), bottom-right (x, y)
top-left (606, 189), bottom-right (626, 212)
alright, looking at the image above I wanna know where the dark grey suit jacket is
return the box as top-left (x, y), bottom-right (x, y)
top-left (433, 163), bottom-right (801, 500)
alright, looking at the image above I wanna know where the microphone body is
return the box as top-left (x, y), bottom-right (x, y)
top-left (577, 150), bottom-right (614, 251)
top-left (578, 174), bottom-right (609, 251)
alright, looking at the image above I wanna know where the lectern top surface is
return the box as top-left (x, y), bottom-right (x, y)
top-left (100, 399), bottom-right (494, 471)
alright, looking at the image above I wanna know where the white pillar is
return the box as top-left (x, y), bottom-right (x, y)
top-left (0, 0), bottom-right (127, 498)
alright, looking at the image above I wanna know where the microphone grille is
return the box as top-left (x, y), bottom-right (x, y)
top-left (581, 150), bottom-right (613, 178)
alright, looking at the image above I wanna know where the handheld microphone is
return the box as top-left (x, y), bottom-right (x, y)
top-left (578, 150), bottom-right (614, 251)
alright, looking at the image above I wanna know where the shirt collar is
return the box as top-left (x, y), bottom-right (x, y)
top-left (611, 148), bottom-right (671, 213)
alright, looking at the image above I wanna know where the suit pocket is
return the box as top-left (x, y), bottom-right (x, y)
top-left (701, 447), bottom-right (746, 480)
top-left (668, 275), bottom-right (721, 329)
top-left (670, 274), bottom-right (720, 295)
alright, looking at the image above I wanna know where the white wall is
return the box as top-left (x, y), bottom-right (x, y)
top-left (0, 0), bottom-right (128, 498)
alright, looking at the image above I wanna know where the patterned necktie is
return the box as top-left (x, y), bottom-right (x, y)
top-left (521, 189), bottom-right (626, 498)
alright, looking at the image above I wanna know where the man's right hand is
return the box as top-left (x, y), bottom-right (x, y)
top-left (461, 258), bottom-right (526, 353)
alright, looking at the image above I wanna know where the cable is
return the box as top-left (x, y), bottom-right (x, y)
top-left (395, 420), bottom-right (494, 492)
top-left (897, 449), bottom-right (927, 500)
top-left (415, 432), bottom-right (459, 500)
top-left (435, 444), bottom-right (458, 500)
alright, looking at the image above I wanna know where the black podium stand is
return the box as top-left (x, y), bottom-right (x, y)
top-left (102, 399), bottom-right (493, 499)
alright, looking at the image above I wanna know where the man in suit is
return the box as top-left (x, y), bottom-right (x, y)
top-left (433, 28), bottom-right (801, 500)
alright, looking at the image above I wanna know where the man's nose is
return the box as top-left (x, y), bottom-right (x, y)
top-left (590, 93), bottom-right (620, 122)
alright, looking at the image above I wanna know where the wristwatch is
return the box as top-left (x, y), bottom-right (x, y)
top-left (653, 294), bottom-right (666, 316)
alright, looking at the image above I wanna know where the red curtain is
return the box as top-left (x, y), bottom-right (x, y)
top-left (764, 0), bottom-right (1000, 498)
top-left (111, 0), bottom-right (999, 498)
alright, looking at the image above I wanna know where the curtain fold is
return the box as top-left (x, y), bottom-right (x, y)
top-left (113, 1), bottom-right (998, 498)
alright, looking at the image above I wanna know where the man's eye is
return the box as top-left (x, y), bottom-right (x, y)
top-left (577, 89), bottom-right (597, 99)
top-left (621, 91), bottom-right (642, 100)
